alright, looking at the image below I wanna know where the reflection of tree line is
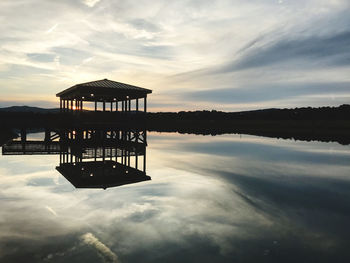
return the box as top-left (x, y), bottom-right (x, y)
top-left (1, 128), bottom-right (150, 189)
top-left (147, 120), bottom-right (350, 145)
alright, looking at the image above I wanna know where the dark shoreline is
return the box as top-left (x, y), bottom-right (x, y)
top-left (1, 104), bottom-right (350, 145)
top-left (0, 115), bottom-right (350, 145)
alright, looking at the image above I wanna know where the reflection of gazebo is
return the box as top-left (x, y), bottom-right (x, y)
top-left (56, 79), bottom-right (152, 113)
top-left (56, 128), bottom-right (149, 189)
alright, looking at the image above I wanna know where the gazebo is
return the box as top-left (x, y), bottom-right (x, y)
top-left (56, 79), bottom-right (152, 113)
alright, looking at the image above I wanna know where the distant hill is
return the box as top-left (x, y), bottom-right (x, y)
top-left (148, 104), bottom-right (350, 121)
top-left (1, 104), bottom-right (350, 120)
top-left (0, 106), bottom-right (59, 113)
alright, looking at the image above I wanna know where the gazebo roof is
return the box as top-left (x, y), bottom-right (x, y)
top-left (56, 79), bottom-right (152, 101)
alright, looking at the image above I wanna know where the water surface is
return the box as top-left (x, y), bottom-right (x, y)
top-left (0, 132), bottom-right (349, 262)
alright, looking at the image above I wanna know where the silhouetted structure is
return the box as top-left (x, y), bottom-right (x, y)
top-left (2, 128), bottom-right (60, 155)
top-left (2, 127), bottom-right (150, 189)
top-left (56, 79), bottom-right (152, 113)
top-left (57, 128), bottom-right (149, 189)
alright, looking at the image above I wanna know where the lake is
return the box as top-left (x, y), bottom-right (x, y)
top-left (0, 130), bottom-right (350, 262)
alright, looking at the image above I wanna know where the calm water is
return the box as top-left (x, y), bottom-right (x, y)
top-left (1, 132), bottom-right (350, 262)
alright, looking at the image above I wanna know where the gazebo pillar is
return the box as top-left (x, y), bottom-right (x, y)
top-left (136, 98), bottom-right (139, 112)
top-left (144, 96), bottom-right (147, 113)
top-left (95, 101), bottom-right (97, 111)
top-left (103, 101), bottom-right (106, 112)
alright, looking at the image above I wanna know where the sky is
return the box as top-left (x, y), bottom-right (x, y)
top-left (0, 0), bottom-right (349, 111)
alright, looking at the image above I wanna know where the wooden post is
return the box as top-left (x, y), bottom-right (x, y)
top-left (136, 98), bottom-right (139, 112)
top-left (122, 101), bottom-right (124, 112)
top-left (128, 150), bottom-right (130, 166)
top-left (135, 149), bottom-right (138, 169)
top-left (103, 101), bottom-right (106, 112)
top-left (115, 145), bottom-right (118, 162)
top-left (144, 96), bottom-right (147, 113)
top-left (44, 129), bottom-right (50, 142)
top-left (81, 100), bottom-right (83, 111)
top-left (128, 99), bottom-right (131, 112)
top-left (143, 148), bottom-right (146, 173)
top-left (95, 101), bottom-right (97, 111)
top-left (110, 102), bottom-right (113, 112)
top-left (70, 100), bottom-right (73, 112)
top-left (127, 131), bottom-right (130, 165)
top-left (60, 99), bottom-right (62, 112)
top-left (21, 128), bottom-right (26, 143)
top-left (116, 101), bottom-right (118, 112)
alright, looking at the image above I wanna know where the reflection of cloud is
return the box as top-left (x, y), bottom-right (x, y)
top-left (46, 23), bottom-right (59, 34)
top-left (1, 133), bottom-right (350, 261)
top-left (81, 233), bottom-right (120, 263)
top-left (83, 0), bottom-right (101, 7)
top-left (45, 205), bottom-right (57, 216)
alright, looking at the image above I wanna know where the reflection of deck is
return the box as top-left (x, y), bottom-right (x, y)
top-left (76, 147), bottom-right (144, 159)
top-left (2, 139), bottom-right (145, 156)
top-left (2, 141), bottom-right (61, 155)
top-left (56, 161), bottom-right (151, 189)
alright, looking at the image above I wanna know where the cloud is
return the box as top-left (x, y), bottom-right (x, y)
top-left (1, 0), bottom-right (350, 110)
top-left (215, 31), bottom-right (350, 74)
top-left (27, 53), bottom-right (56, 63)
top-left (183, 81), bottom-right (350, 104)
